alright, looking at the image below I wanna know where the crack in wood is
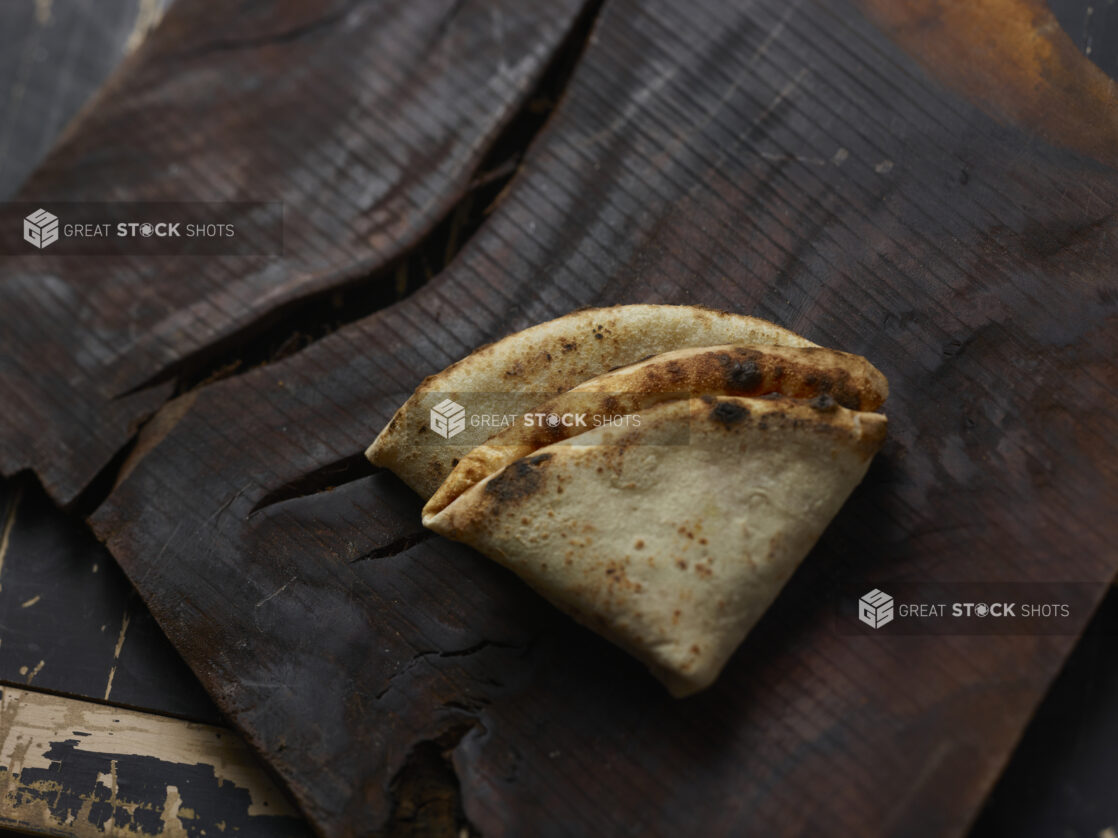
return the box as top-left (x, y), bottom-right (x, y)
top-left (384, 720), bottom-right (482, 838)
top-left (249, 453), bottom-right (378, 516)
top-left (67, 425), bottom-right (142, 517)
top-left (89, 0), bottom-right (609, 526)
top-left (110, 0), bottom-right (608, 409)
top-left (374, 640), bottom-right (527, 702)
top-left (349, 530), bottom-right (435, 564)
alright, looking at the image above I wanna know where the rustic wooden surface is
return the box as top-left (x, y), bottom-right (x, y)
top-left (0, 8), bottom-right (313, 833)
top-left (0, 0), bottom-right (587, 507)
top-left (954, 5), bottom-right (1118, 836)
top-left (973, 591), bottom-right (1118, 837)
top-left (3, 0), bottom-right (1118, 836)
top-left (80, 0), bottom-right (1118, 835)
top-left (0, 0), bottom-right (170, 199)
top-left (0, 477), bottom-right (220, 723)
top-left (0, 0), bottom-right (219, 728)
top-left (0, 685), bottom-right (308, 837)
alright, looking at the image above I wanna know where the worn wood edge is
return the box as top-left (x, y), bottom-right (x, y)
top-left (0, 684), bottom-right (307, 837)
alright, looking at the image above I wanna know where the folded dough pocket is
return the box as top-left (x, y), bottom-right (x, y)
top-left (422, 343), bottom-right (888, 518)
top-left (366, 305), bottom-right (816, 499)
top-left (423, 395), bottom-right (887, 697)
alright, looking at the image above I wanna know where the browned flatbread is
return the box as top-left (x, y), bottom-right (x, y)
top-left (424, 395), bottom-right (887, 697)
top-left (366, 305), bottom-right (816, 498)
top-left (423, 343), bottom-right (887, 518)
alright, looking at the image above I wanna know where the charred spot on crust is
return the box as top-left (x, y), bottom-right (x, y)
top-left (710, 401), bottom-right (750, 427)
top-left (832, 386), bottom-right (860, 410)
top-left (485, 453), bottom-right (553, 502)
top-left (665, 360), bottom-right (686, 381)
top-left (716, 352), bottom-right (763, 392)
top-left (534, 421), bottom-right (566, 445)
top-left (810, 393), bottom-right (838, 412)
top-left (560, 339), bottom-right (578, 353)
top-left (806, 369), bottom-right (859, 409)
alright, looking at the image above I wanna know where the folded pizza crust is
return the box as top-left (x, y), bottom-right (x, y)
top-left (366, 305), bottom-right (816, 498)
top-left (423, 343), bottom-right (888, 517)
top-left (424, 395), bottom-right (887, 697)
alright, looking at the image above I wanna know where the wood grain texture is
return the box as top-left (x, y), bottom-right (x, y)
top-left (84, 0), bottom-right (1118, 835)
top-left (0, 685), bottom-right (308, 837)
top-left (971, 6), bottom-right (1118, 834)
top-left (0, 0), bottom-right (587, 506)
top-left (0, 0), bottom-right (171, 200)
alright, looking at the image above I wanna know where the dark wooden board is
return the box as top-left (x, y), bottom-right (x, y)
top-left (0, 0), bottom-right (218, 726)
top-left (0, 476), bottom-right (221, 724)
top-left (0, 0), bottom-right (586, 507)
top-left (77, 0), bottom-right (1118, 835)
top-left (0, 0), bottom-right (171, 200)
top-left (966, 4), bottom-right (1118, 832)
top-left (974, 587), bottom-right (1118, 837)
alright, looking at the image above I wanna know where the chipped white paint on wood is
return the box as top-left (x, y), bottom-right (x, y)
top-left (0, 685), bottom-right (299, 836)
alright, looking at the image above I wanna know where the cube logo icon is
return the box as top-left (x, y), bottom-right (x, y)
top-left (24, 208), bottom-right (59, 249)
top-left (858, 588), bottom-right (894, 629)
top-left (430, 398), bottom-right (466, 439)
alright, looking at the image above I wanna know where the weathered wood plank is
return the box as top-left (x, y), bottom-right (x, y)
top-left (0, 0), bottom-right (171, 199)
top-left (0, 685), bottom-right (308, 837)
top-left (0, 0), bottom-right (587, 506)
top-left (86, 0), bottom-right (1118, 835)
top-left (973, 587), bottom-right (1118, 836)
top-left (0, 477), bottom-right (221, 723)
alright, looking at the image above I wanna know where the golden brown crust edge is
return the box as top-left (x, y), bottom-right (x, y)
top-left (423, 343), bottom-right (888, 516)
top-left (367, 305), bottom-right (819, 497)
